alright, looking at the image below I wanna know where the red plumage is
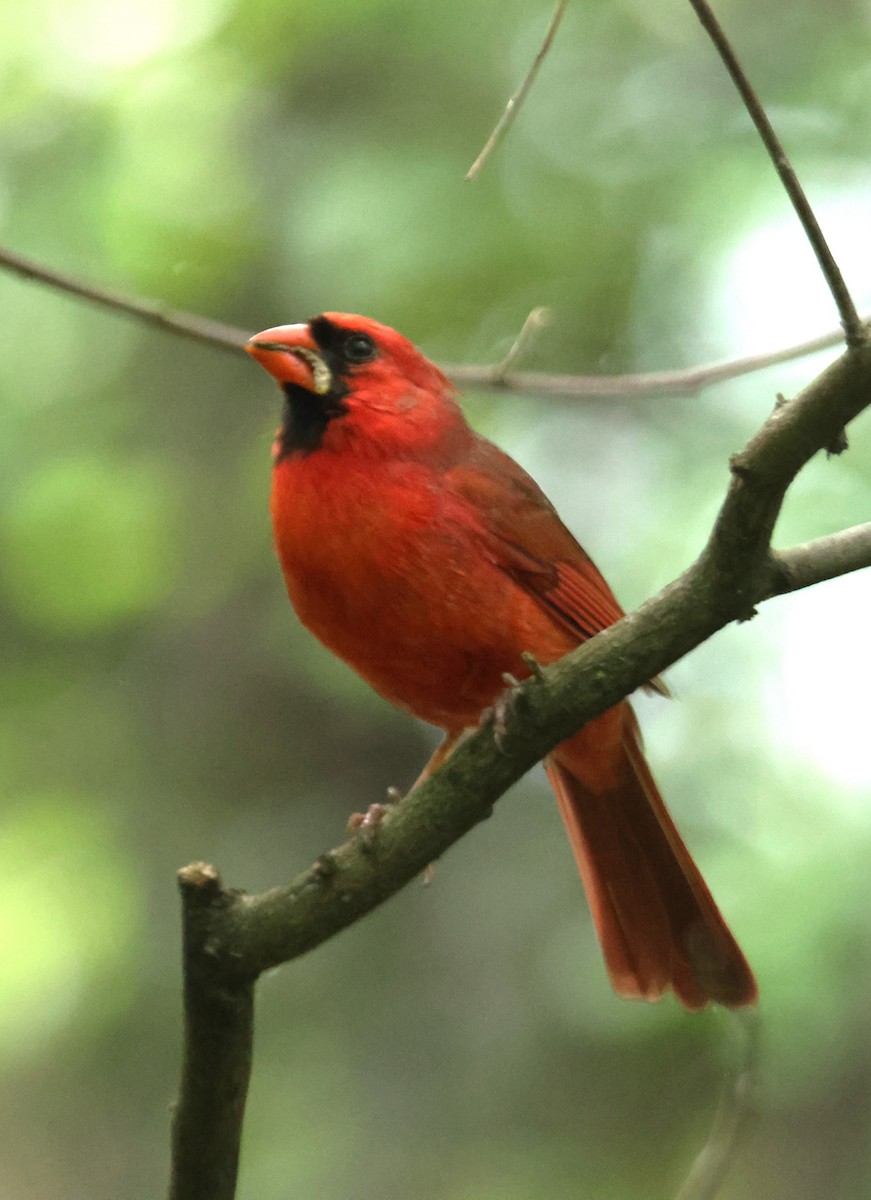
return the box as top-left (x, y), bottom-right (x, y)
top-left (247, 313), bottom-right (757, 1009)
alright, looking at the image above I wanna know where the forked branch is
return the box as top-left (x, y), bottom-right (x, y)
top-left (169, 335), bottom-right (871, 1200)
top-left (465, 0), bottom-right (568, 180)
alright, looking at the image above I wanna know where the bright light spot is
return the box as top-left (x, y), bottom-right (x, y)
top-left (765, 572), bottom-right (871, 795)
top-left (716, 183), bottom-right (871, 797)
top-left (716, 185), bottom-right (871, 356)
top-left (48, 0), bottom-right (226, 69)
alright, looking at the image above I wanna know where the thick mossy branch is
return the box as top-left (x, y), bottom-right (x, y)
top-left (193, 339), bottom-right (871, 981)
top-left (168, 339), bottom-right (871, 1200)
top-left (169, 865), bottom-right (255, 1200)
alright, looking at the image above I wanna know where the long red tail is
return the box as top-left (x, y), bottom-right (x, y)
top-left (545, 705), bottom-right (757, 1009)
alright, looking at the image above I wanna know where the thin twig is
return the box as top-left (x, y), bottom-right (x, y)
top-left (445, 321), bottom-right (856, 398)
top-left (0, 240), bottom-right (862, 399)
top-left (675, 1011), bottom-right (759, 1200)
top-left (687, 0), bottom-right (863, 345)
top-left (490, 306), bottom-right (552, 383)
top-left (465, 1), bottom-right (568, 180)
top-left (0, 244), bottom-right (249, 354)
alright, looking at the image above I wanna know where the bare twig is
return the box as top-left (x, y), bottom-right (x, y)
top-left (0, 244), bottom-right (249, 354)
top-left (490, 306), bottom-right (552, 383)
top-left (465, 1), bottom-right (568, 180)
top-left (676, 1011), bottom-right (760, 1200)
top-left (445, 321), bottom-right (857, 398)
top-left (0, 240), bottom-right (862, 399)
top-left (688, 0), bottom-right (863, 344)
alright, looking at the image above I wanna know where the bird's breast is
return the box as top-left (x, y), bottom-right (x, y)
top-left (269, 453), bottom-right (569, 729)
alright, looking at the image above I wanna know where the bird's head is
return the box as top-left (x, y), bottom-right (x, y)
top-left (247, 313), bottom-right (465, 460)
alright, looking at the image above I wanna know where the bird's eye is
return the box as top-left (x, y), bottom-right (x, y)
top-left (343, 332), bottom-right (377, 363)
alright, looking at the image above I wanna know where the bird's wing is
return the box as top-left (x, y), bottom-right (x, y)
top-left (444, 436), bottom-right (626, 643)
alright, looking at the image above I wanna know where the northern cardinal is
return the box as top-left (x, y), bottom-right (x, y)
top-left (247, 313), bottom-right (757, 1009)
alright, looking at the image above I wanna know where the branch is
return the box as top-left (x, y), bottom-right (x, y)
top-left (767, 522), bottom-right (871, 597)
top-left (465, 1), bottom-right (568, 181)
top-left (197, 343), bottom-right (871, 977)
top-left (0, 245), bottom-right (249, 355)
top-left (444, 323), bottom-right (856, 397)
top-left (169, 337), bottom-right (871, 1198)
top-left (0, 241), bottom-right (859, 399)
top-left (168, 865), bottom-right (254, 1200)
top-left (688, 0), bottom-right (863, 344)
top-left (675, 1012), bottom-right (760, 1200)
top-left (489, 305), bottom-right (553, 383)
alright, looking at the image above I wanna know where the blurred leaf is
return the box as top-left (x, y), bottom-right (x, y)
top-left (0, 456), bottom-right (180, 632)
top-left (0, 793), bottom-right (142, 1060)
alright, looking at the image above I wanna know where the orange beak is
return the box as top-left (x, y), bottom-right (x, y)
top-left (246, 323), bottom-right (333, 395)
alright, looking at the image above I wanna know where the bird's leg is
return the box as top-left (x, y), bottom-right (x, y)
top-left (347, 802), bottom-right (392, 838)
top-left (412, 732), bottom-right (463, 884)
top-left (480, 654), bottom-right (546, 747)
top-left (481, 672), bottom-right (524, 748)
top-left (347, 732), bottom-right (462, 841)
top-left (407, 731), bottom-right (462, 793)
top-left (350, 732), bottom-right (464, 878)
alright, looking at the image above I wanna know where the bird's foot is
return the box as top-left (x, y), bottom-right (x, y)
top-left (347, 781), bottom-right (405, 837)
top-left (481, 655), bottom-right (547, 746)
top-left (520, 651), bottom-right (545, 679)
top-left (346, 801), bottom-right (393, 841)
top-left (481, 671), bottom-right (526, 748)
top-left (346, 796), bottom-right (436, 883)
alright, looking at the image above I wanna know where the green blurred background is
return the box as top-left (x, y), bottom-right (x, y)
top-left (1, 0), bottom-right (870, 1196)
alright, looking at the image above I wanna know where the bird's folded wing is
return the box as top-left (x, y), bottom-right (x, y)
top-left (443, 439), bottom-right (625, 643)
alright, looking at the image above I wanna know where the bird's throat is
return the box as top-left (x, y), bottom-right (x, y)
top-left (277, 382), bottom-right (348, 458)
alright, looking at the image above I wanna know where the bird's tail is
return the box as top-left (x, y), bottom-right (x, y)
top-left (545, 705), bottom-right (757, 1009)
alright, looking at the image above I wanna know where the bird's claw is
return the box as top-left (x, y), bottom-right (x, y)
top-left (347, 801), bottom-right (392, 840)
top-left (350, 789), bottom-right (434, 882)
top-left (520, 651), bottom-right (545, 679)
top-left (480, 672), bottom-right (524, 749)
top-left (347, 780), bottom-right (405, 838)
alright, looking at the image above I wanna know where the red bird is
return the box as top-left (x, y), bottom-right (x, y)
top-left (247, 313), bottom-right (757, 1010)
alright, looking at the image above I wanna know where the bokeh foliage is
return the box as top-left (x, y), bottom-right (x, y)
top-left (1, 1), bottom-right (870, 1197)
